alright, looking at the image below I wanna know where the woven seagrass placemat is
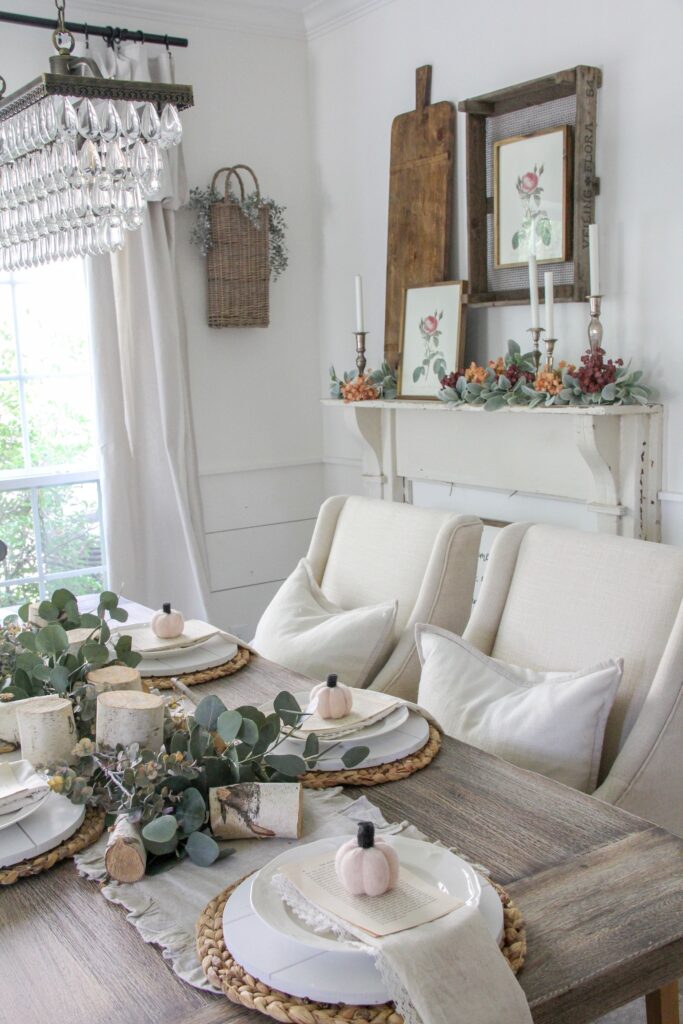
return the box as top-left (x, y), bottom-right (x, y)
top-left (0, 806), bottom-right (106, 886)
top-left (301, 723), bottom-right (441, 789)
top-left (142, 646), bottom-right (250, 690)
top-left (196, 873), bottom-right (526, 1023)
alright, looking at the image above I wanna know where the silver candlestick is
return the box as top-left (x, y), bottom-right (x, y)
top-left (587, 295), bottom-right (604, 353)
top-left (527, 326), bottom-right (545, 378)
top-left (544, 337), bottom-right (557, 373)
top-left (354, 331), bottom-right (368, 377)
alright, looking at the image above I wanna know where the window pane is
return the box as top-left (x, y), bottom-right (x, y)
top-left (38, 482), bottom-right (102, 575)
top-left (45, 573), bottom-right (104, 602)
top-left (0, 286), bottom-right (16, 375)
top-left (0, 581), bottom-right (39, 612)
top-left (0, 382), bottom-right (25, 470)
top-left (0, 488), bottom-right (37, 580)
top-left (13, 263), bottom-right (90, 376)
top-left (25, 377), bottom-right (96, 468)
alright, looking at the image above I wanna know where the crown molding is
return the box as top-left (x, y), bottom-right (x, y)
top-left (62, 0), bottom-right (308, 41)
top-left (303, 0), bottom-right (396, 39)
top-left (2, 0), bottom-right (396, 43)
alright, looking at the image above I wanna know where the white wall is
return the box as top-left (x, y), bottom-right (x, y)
top-left (0, 3), bottom-right (324, 635)
top-left (308, 0), bottom-right (683, 542)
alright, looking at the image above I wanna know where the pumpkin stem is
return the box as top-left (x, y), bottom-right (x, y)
top-left (357, 821), bottom-right (375, 849)
top-left (326, 674), bottom-right (338, 688)
top-left (162, 602), bottom-right (172, 614)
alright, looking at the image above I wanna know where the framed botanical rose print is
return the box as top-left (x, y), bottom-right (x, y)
top-left (493, 125), bottom-right (572, 268)
top-left (397, 281), bottom-right (466, 400)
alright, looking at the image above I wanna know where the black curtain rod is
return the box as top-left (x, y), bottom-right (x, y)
top-left (0, 10), bottom-right (188, 47)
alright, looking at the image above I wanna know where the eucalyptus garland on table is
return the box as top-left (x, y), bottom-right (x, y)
top-left (438, 341), bottom-right (655, 411)
top-left (1, 589), bottom-right (141, 736)
top-left (44, 690), bottom-right (369, 872)
top-left (188, 186), bottom-right (288, 280)
top-left (329, 361), bottom-right (397, 400)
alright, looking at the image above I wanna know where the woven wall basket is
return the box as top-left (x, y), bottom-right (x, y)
top-left (207, 165), bottom-right (270, 328)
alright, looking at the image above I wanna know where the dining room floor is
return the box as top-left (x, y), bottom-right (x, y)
top-left (599, 987), bottom-right (681, 1022)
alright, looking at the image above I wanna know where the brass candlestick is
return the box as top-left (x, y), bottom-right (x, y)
top-left (527, 326), bottom-right (545, 378)
top-left (544, 337), bottom-right (557, 373)
top-left (587, 295), bottom-right (604, 353)
top-left (354, 330), bottom-right (368, 377)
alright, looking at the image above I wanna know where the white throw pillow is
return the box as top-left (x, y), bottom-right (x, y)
top-left (416, 624), bottom-right (622, 792)
top-left (252, 558), bottom-right (398, 688)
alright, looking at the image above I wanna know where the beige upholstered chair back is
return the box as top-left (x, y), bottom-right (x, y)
top-left (310, 496), bottom-right (468, 632)
top-left (307, 495), bottom-right (482, 699)
top-left (465, 522), bottom-right (683, 834)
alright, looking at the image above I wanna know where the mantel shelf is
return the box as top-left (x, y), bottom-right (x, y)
top-left (321, 398), bottom-right (661, 417)
top-left (321, 399), bottom-right (662, 540)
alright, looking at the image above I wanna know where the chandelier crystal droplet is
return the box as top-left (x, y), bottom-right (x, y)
top-left (0, 0), bottom-right (193, 270)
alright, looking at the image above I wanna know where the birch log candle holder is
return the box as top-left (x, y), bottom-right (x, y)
top-left (209, 782), bottom-right (303, 840)
top-left (104, 815), bottom-right (147, 883)
top-left (87, 665), bottom-right (142, 694)
top-left (96, 691), bottom-right (165, 754)
top-left (17, 696), bottom-right (77, 767)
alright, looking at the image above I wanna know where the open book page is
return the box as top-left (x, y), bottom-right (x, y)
top-left (297, 689), bottom-right (403, 736)
top-left (276, 850), bottom-right (463, 937)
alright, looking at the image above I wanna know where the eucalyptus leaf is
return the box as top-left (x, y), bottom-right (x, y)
top-left (341, 745), bottom-right (369, 768)
top-left (194, 694), bottom-right (227, 732)
top-left (216, 709), bottom-right (242, 744)
top-left (176, 787), bottom-right (206, 834)
top-left (264, 753), bottom-right (307, 777)
top-left (49, 665), bottom-right (71, 694)
top-left (142, 815), bottom-right (179, 856)
top-left (273, 690), bottom-right (302, 726)
top-left (185, 830), bottom-right (220, 867)
top-left (17, 631), bottom-right (36, 652)
top-left (109, 607), bottom-right (128, 623)
top-left (303, 733), bottom-right (319, 759)
top-left (35, 623), bottom-right (69, 657)
top-left (237, 717), bottom-right (259, 746)
top-left (38, 600), bottom-right (59, 622)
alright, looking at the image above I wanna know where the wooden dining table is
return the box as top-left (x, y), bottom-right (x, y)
top-left (1, 652), bottom-right (681, 1024)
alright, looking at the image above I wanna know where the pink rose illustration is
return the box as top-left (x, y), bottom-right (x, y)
top-left (422, 315), bottom-right (438, 334)
top-left (519, 171), bottom-right (538, 193)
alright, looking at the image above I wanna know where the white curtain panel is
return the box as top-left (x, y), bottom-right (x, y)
top-left (85, 43), bottom-right (209, 617)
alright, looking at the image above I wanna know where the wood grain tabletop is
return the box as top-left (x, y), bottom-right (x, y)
top-left (1, 654), bottom-right (681, 1024)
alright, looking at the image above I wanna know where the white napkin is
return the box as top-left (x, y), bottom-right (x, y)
top-left (114, 620), bottom-right (220, 654)
top-left (0, 760), bottom-right (49, 816)
top-left (299, 689), bottom-right (404, 737)
top-left (274, 864), bottom-right (532, 1024)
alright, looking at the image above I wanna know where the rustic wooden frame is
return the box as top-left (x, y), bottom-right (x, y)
top-left (459, 65), bottom-right (602, 308)
top-left (397, 280), bottom-right (467, 400)
top-left (493, 124), bottom-right (572, 269)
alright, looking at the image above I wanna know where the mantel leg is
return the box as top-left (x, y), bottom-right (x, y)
top-left (646, 981), bottom-right (679, 1024)
top-left (343, 405), bottom-right (404, 502)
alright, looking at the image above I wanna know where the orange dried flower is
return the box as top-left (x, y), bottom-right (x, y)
top-left (341, 375), bottom-right (379, 403)
top-left (558, 360), bottom-right (576, 375)
top-left (488, 356), bottom-right (505, 376)
top-left (464, 362), bottom-right (488, 384)
top-left (534, 370), bottom-right (564, 395)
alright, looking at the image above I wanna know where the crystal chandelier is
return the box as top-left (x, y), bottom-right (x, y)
top-left (0, 0), bottom-right (193, 270)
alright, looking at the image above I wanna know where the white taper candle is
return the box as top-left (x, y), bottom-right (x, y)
top-left (354, 275), bottom-right (365, 333)
top-left (544, 271), bottom-right (554, 337)
top-left (528, 254), bottom-right (540, 328)
top-left (589, 224), bottom-right (600, 296)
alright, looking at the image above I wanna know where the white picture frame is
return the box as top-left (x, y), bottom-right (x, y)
top-left (493, 125), bottom-right (572, 269)
top-left (398, 281), bottom-right (467, 400)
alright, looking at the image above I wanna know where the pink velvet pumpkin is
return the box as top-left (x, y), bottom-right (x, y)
top-left (335, 821), bottom-right (399, 896)
top-left (310, 674), bottom-right (353, 720)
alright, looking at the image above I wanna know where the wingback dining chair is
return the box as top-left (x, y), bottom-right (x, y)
top-left (292, 495), bottom-right (482, 701)
top-left (463, 522), bottom-right (683, 837)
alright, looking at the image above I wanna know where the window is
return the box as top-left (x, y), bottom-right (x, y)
top-left (0, 261), bottom-right (105, 610)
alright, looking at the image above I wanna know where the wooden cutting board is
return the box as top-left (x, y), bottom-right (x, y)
top-left (384, 66), bottom-right (455, 369)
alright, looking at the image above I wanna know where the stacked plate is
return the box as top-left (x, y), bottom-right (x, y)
top-left (266, 690), bottom-right (431, 771)
top-left (0, 753), bottom-right (85, 869)
top-left (114, 621), bottom-right (238, 678)
top-left (223, 835), bottom-right (504, 1005)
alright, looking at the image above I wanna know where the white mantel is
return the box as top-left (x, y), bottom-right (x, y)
top-left (322, 400), bottom-right (663, 541)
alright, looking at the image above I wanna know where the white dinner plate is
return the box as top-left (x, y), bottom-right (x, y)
top-left (136, 635), bottom-right (238, 677)
top-left (251, 834), bottom-right (482, 954)
top-left (0, 787), bottom-right (50, 831)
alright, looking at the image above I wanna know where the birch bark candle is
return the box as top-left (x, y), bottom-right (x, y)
top-left (17, 696), bottom-right (77, 767)
top-left (105, 815), bottom-right (147, 882)
top-left (96, 691), bottom-right (164, 753)
top-left (209, 782), bottom-right (303, 839)
top-left (87, 665), bottom-right (142, 694)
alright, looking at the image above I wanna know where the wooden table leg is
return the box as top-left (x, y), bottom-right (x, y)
top-left (646, 982), bottom-right (680, 1024)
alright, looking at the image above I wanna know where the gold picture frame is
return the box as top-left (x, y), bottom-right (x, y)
top-left (493, 125), bottom-right (572, 270)
top-left (397, 280), bottom-right (467, 400)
